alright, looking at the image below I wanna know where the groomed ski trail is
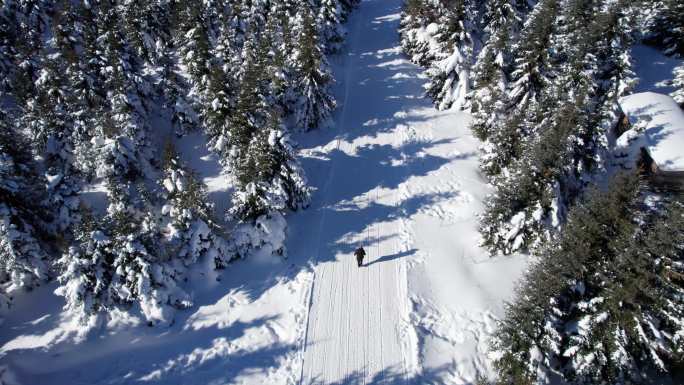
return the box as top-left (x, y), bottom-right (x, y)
top-left (299, 1), bottom-right (423, 383)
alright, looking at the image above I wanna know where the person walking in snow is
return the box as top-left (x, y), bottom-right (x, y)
top-left (354, 246), bottom-right (366, 267)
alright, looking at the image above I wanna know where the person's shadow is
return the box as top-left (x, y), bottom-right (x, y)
top-left (364, 249), bottom-right (417, 267)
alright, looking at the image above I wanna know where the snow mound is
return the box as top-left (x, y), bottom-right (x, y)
top-left (617, 92), bottom-right (684, 171)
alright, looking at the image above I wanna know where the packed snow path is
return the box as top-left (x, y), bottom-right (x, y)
top-left (294, 1), bottom-right (529, 383)
top-left (299, 1), bottom-right (434, 383)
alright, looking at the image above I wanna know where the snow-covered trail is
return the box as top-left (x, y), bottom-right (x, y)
top-left (297, 1), bottom-right (430, 383)
top-left (294, 1), bottom-right (529, 383)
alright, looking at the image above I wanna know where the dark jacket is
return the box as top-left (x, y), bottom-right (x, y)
top-left (354, 247), bottom-right (366, 259)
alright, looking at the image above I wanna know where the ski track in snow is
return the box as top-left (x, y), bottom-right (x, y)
top-left (298, 1), bottom-right (527, 384)
top-left (298, 2), bottom-right (412, 383)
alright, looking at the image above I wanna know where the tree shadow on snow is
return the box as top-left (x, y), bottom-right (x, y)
top-left (304, 363), bottom-right (455, 385)
top-left (13, 312), bottom-right (315, 385)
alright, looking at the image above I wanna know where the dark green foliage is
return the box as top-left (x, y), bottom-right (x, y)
top-left (293, 5), bottom-right (336, 131)
top-left (508, 0), bottom-right (559, 108)
top-left (230, 114), bottom-right (310, 221)
top-left (493, 173), bottom-right (684, 384)
top-left (646, 0), bottom-right (684, 56)
top-left (0, 110), bottom-right (50, 294)
top-left (2, 0), bottom-right (357, 322)
top-left (473, 0), bottom-right (641, 254)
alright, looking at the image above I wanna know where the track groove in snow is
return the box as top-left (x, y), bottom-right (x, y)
top-left (296, 1), bottom-right (529, 383)
top-left (298, 1), bottom-right (415, 383)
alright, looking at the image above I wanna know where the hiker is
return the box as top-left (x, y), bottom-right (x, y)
top-left (354, 246), bottom-right (366, 267)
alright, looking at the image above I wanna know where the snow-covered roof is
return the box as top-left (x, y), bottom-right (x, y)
top-left (618, 92), bottom-right (684, 171)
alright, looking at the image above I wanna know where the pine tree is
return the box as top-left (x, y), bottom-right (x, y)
top-left (424, 0), bottom-right (475, 110)
top-left (646, 0), bottom-right (684, 56)
top-left (229, 113), bottom-right (310, 222)
top-left (317, 0), bottom-right (346, 53)
top-left (470, 0), bottom-right (533, 141)
top-left (119, 0), bottom-right (171, 66)
top-left (507, 0), bottom-right (558, 108)
top-left (293, 7), bottom-right (336, 131)
top-left (400, 0), bottom-right (440, 66)
top-left (492, 173), bottom-right (684, 384)
top-left (480, 88), bottom-right (591, 254)
top-left (203, 61), bottom-right (235, 160)
top-left (672, 63), bottom-right (684, 106)
top-left (55, 207), bottom-right (115, 326)
top-left (22, 43), bottom-right (83, 234)
top-left (174, 2), bottom-right (212, 86)
top-left (264, 7), bottom-right (296, 117)
top-left (160, 142), bottom-right (233, 269)
top-left (0, 112), bottom-right (50, 300)
top-left (107, 206), bottom-right (191, 325)
top-left (57, 182), bottom-right (194, 326)
top-left (207, 35), bottom-right (271, 164)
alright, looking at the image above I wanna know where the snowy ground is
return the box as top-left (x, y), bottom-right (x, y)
top-left (631, 44), bottom-right (683, 95)
top-left (295, 1), bottom-right (527, 383)
top-left (1, 1), bottom-right (528, 384)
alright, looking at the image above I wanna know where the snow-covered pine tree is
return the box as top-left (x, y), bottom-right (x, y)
top-left (55, 207), bottom-right (116, 327)
top-left (645, 0), bottom-right (684, 56)
top-left (119, 0), bottom-right (171, 67)
top-left (246, 10), bottom-right (292, 121)
top-left (400, 0), bottom-right (478, 110)
top-left (469, 0), bottom-right (533, 141)
top-left (317, 0), bottom-right (346, 53)
top-left (0, 111), bottom-right (50, 303)
top-left (107, 195), bottom-right (192, 326)
top-left (265, 9), bottom-right (297, 118)
top-left (507, 0), bottom-right (558, 110)
top-left (0, 0), bottom-right (49, 101)
top-left (170, 1), bottom-right (221, 140)
top-left (492, 173), bottom-right (684, 385)
top-left (213, 35), bottom-right (272, 165)
top-left (400, 0), bottom-right (440, 67)
top-left (160, 142), bottom-right (233, 269)
top-left (672, 63), bottom-right (684, 106)
top-left (57, 180), bottom-right (193, 327)
top-left (160, 53), bottom-right (200, 137)
top-left (575, 1), bottom-right (637, 172)
top-left (474, 0), bottom-right (559, 178)
top-left (229, 113), bottom-right (310, 259)
top-left (292, 6), bottom-right (336, 131)
top-left (479, 83), bottom-right (592, 254)
top-left (174, 1), bottom-right (212, 88)
top-left (22, 38), bottom-right (85, 234)
top-left (230, 113), bottom-right (310, 222)
top-left (88, 5), bottom-right (154, 186)
top-left (424, 0), bottom-right (477, 110)
top-left (203, 60), bottom-right (236, 160)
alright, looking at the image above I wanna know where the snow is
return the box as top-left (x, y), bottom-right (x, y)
top-left (0, 1), bottom-right (528, 384)
top-left (296, 1), bottom-right (526, 383)
top-left (631, 44), bottom-right (683, 95)
top-left (174, 131), bottom-right (234, 219)
top-left (78, 179), bottom-right (109, 214)
top-left (617, 92), bottom-right (684, 171)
